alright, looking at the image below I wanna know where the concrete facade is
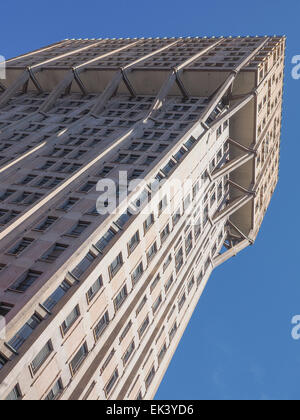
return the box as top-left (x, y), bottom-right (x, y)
top-left (0, 36), bottom-right (285, 400)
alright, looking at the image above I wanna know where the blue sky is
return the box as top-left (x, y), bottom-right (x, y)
top-left (1, 0), bottom-right (299, 400)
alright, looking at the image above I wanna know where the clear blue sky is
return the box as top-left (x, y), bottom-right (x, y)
top-left (1, 0), bottom-right (299, 400)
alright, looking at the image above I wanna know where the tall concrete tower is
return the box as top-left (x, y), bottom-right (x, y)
top-left (0, 36), bottom-right (285, 400)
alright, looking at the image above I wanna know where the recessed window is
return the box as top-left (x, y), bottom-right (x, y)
top-left (79, 181), bottom-right (96, 193)
top-left (7, 237), bottom-right (34, 256)
top-left (87, 276), bottom-right (103, 303)
top-left (178, 292), bottom-right (186, 312)
top-left (188, 276), bottom-right (195, 293)
top-left (138, 315), bottom-right (150, 339)
top-left (122, 340), bottom-right (135, 366)
top-left (42, 280), bottom-right (71, 312)
top-left (160, 224), bottom-right (170, 244)
top-left (94, 310), bottom-right (109, 341)
top-left (58, 197), bottom-right (79, 211)
top-left (153, 294), bottom-right (162, 314)
top-left (169, 321), bottom-right (177, 342)
top-left (0, 353), bottom-right (8, 370)
top-left (33, 216), bottom-right (58, 232)
top-left (128, 231), bottom-right (140, 254)
top-left (131, 262), bottom-right (144, 287)
top-left (145, 366), bottom-right (155, 389)
top-left (158, 195), bottom-right (168, 214)
top-left (158, 343), bottom-right (167, 365)
top-left (71, 251), bottom-right (96, 279)
top-left (40, 243), bottom-right (68, 263)
top-left (143, 213), bottom-right (154, 233)
top-left (9, 270), bottom-right (42, 293)
top-left (0, 302), bottom-right (14, 317)
top-left (44, 379), bottom-right (63, 400)
top-left (175, 247), bottom-right (184, 273)
top-left (30, 340), bottom-right (53, 374)
top-left (147, 241), bottom-right (157, 263)
top-left (165, 274), bottom-right (174, 293)
top-left (109, 252), bottom-right (123, 278)
top-left (61, 305), bottom-right (80, 335)
top-left (70, 342), bottom-right (88, 376)
top-left (8, 314), bottom-right (42, 351)
top-left (150, 274), bottom-right (160, 294)
top-left (120, 320), bottom-right (132, 343)
top-left (114, 285), bottom-right (128, 312)
top-left (95, 228), bottom-right (116, 252)
top-left (5, 384), bottom-right (22, 401)
top-left (66, 221), bottom-right (90, 237)
top-left (105, 368), bottom-right (119, 397)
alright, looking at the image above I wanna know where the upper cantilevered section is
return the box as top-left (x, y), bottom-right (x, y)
top-left (0, 36), bottom-right (285, 400)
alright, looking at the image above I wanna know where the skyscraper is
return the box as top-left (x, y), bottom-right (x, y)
top-left (0, 36), bottom-right (285, 400)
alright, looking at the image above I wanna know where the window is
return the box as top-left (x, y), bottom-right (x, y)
top-left (95, 228), bottom-right (116, 252)
top-left (184, 194), bottom-right (191, 211)
top-left (136, 296), bottom-right (147, 316)
top-left (162, 159), bottom-right (176, 176)
top-left (144, 213), bottom-right (154, 233)
top-left (58, 197), bottom-right (79, 211)
top-left (147, 242), bottom-right (157, 263)
top-left (42, 280), bottom-right (71, 312)
top-left (70, 342), bottom-right (88, 375)
top-left (114, 285), bottom-right (128, 312)
top-left (7, 237), bottom-right (34, 256)
top-left (9, 270), bottom-right (42, 293)
top-left (40, 243), bottom-right (68, 263)
top-left (33, 216), bottom-right (57, 232)
top-left (153, 294), bottom-right (162, 314)
top-left (94, 311), bottom-right (109, 341)
top-left (139, 315), bottom-right (150, 338)
top-left (66, 221), bottom-right (90, 237)
top-left (30, 341), bottom-right (53, 374)
top-left (158, 195), bottom-right (168, 214)
top-left (119, 320), bottom-right (132, 343)
top-left (193, 181), bottom-right (200, 199)
top-left (194, 218), bottom-right (201, 239)
top-left (80, 181), bottom-right (96, 193)
top-left (169, 321), bottom-right (177, 342)
top-left (87, 277), bottom-right (103, 303)
top-left (175, 247), bottom-right (184, 273)
top-left (0, 302), bottom-right (14, 316)
top-left (172, 209), bottom-right (181, 226)
top-left (101, 349), bottom-right (115, 373)
top-left (44, 379), bottom-right (63, 400)
top-left (163, 254), bottom-right (172, 272)
top-left (5, 385), bottom-right (22, 401)
top-left (123, 340), bottom-right (135, 366)
top-left (132, 262), bottom-right (144, 286)
top-left (188, 276), bottom-right (195, 293)
top-left (128, 231), bottom-right (140, 254)
top-left (105, 369), bottom-right (119, 396)
top-left (145, 366), bottom-right (155, 389)
top-left (0, 353), bottom-right (7, 370)
top-left (136, 391), bottom-right (143, 400)
top-left (150, 274), bottom-right (160, 293)
top-left (109, 253), bottom-right (123, 278)
top-left (178, 292), bottom-right (186, 312)
top-left (0, 209), bottom-right (20, 225)
top-left (185, 231), bottom-right (193, 255)
top-left (18, 174), bottom-right (37, 185)
top-left (160, 224), bottom-right (170, 244)
top-left (158, 343), bottom-right (167, 365)
top-left (8, 314), bottom-right (42, 351)
top-left (61, 306), bottom-right (80, 335)
top-left (165, 274), bottom-right (174, 293)
top-left (71, 251), bottom-right (96, 279)
top-left (0, 189), bottom-right (16, 201)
